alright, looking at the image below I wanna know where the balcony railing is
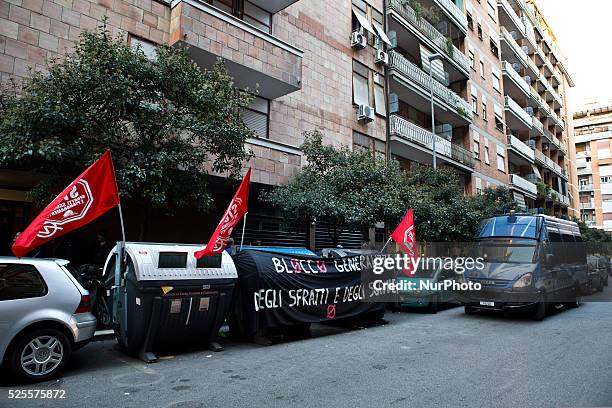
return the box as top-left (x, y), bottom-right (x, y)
top-left (559, 194), bottom-right (570, 207)
top-left (579, 184), bottom-right (594, 191)
top-left (389, 52), bottom-right (473, 121)
top-left (435, 0), bottom-right (468, 33)
top-left (534, 149), bottom-right (546, 165)
top-left (501, 26), bottom-right (529, 66)
top-left (507, 135), bottom-right (535, 162)
top-left (498, 0), bottom-right (525, 35)
top-left (581, 201), bottom-right (595, 209)
top-left (387, 0), bottom-right (470, 74)
top-left (509, 174), bottom-right (538, 197)
top-left (532, 117), bottom-right (544, 135)
top-left (502, 61), bottom-right (530, 96)
top-left (505, 95), bottom-right (532, 127)
top-left (390, 115), bottom-right (475, 168)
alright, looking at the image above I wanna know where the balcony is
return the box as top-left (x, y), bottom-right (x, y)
top-left (389, 114), bottom-right (475, 170)
top-left (581, 201), bottom-right (595, 210)
top-left (418, 0), bottom-right (468, 35)
top-left (248, 0), bottom-right (300, 13)
top-left (577, 165), bottom-right (593, 176)
top-left (389, 51), bottom-right (472, 126)
top-left (509, 174), bottom-right (538, 199)
top-left (576, 151), bottom-right (592, 159)
top-left (500, 26), bottom-right (529, 69)
top-left (169, 0), bottom-right (303, 99)
top-left (530, 116), bottom-right (544, 137)
top-left (502, 61), bottom-right (530, 100)
top-left (579, 184), bottom-right (594, 192)
top-left (498, 0), bottom-right (525, 37)
top-left (387, 0), bottom-right (470, 80)
top-left (505, 96), bottom-right (532, 132)
top-left (507, 135), bottom-right (535, 165)
top-left (559, 194), bottom-right (570, 207)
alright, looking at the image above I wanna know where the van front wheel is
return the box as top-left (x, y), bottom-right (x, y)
top-left (533, 294), bottom-right (547, 321)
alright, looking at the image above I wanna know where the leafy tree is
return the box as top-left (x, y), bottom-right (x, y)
top-left (0, 25), bottom-right (254, 236)
top-left (263, 131), bottom-right (407, 246)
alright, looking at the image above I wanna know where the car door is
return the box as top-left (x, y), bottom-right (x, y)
top-left (0, 263), bottom-right (49, 358)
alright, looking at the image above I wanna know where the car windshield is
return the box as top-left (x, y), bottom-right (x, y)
top-left (478, 216), bottom-right (538, 239)
top-left (475, 239), bottom-right (537, 264)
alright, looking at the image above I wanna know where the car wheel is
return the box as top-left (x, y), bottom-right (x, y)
top-left (429, 295), bottom-right (439, 314)
top-left (9, 329), bottom-right (71, 382)
top-left (533, 294), bottom-right (547, 321)
top-left (464, 305), bottom-right (474, 315)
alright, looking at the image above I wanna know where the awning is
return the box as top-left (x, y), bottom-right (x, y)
top-left (513, 192), bottom-right (527, 210)
top-left (531, 164), bottom-right (542, 179)
top-left (373, 22), bottom-right (392, 46)
top-left (352, 8), bottom-right (376, 35)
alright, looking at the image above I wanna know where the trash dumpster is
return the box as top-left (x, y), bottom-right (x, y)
top-left (104, 242), bottom-right (237, 362)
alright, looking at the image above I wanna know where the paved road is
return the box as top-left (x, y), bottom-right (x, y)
top-left (2, 287), bottom-right (612, 408)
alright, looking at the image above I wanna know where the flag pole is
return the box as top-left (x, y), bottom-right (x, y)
top-left (240, 212), bottom-right (248, 251)
top-left (379, 236), bottom-right (392, 253)
top-left (118, 202), bottom-right (127, 244)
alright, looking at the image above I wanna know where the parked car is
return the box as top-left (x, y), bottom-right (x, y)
top-left (461, 214), bottom-right (586, 321)
top-left (0, 258), bottom-right (96, 382)
top-left (394, 266), bottom-right (460, 313)
top-left (587, 255), bottom-right (609, 293)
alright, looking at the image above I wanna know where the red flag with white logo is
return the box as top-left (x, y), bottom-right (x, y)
top-left (194, 168), bottom-right (251, 259)
top-left (12, 150), bottom-right (120, 258)
top-left (391, 208), bottom-right (418, 276)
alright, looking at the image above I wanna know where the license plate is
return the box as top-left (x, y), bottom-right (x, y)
top-left (479, 301), bottom-right (495, 307)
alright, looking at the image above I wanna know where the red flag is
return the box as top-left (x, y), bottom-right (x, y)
top-left (195, 169), bottom-right (251, 259)
top-left (391, 209), bottom-right (418, 276)
top-left (12, 150), bottom-right (120, 258)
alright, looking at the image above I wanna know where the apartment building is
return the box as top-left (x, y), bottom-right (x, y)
top-left (574, 104), bottom-right (612, 230)
top-left (496, 0), bottom-right (577, 217)
top-left (0, 0), bottom-right (577, 248)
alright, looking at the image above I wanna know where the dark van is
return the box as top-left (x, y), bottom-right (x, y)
top-left (461, 214), bottom-right (587, 320)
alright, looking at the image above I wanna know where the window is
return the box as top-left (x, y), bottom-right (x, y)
top-left (496, 144), bottom-right (506, 172)
top-left (475, 177), bottom-right (482, 194)
top-left (602, 176), bottom-right (612, 184)
top-left (467, 13), bottom-right (474, 30)
top-left (494, 104), bottom-right (504, 132)
top-left (482, 100), bottom-right (487, 121)
top-left (492, 70), bottom-right (501, 92)
top-left (477, 24), bottom-right (483, 40)
top-left (469, 50), bottom-right (475, 70)
top-left (484, 139), bottom-right (490, 165)
top-left (471, 96), bottom-right (478, 114)
top-left (353, 60), bottom-right (371, 107)
top-left (480, 60), bottom-right (485, 78)
top-left (243, 0), bottom-right (272, 33)
top-left (353, 60), bottom-right (385, 115)
top-left (490, 39), bottom-right (499, 57)
top-left (487, 0), bottom-right (496, 20)
top-left (0, 264), bottom-right (47, 301)
top-left (129, 35), bottom-right (157, 61)
top-left (374, 73), bottom-right (386, 116)
top-left (353, 131), bottom-right (385, 160)
top-left (207, 0), bottom-right (273, 33)
top-left (473, 132), bottom-right (480, 160)
top-left (242, 96), bottom-right (270, 138)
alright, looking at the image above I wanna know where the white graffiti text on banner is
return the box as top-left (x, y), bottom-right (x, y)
top-left (37, 180), bottom-right (94, 239)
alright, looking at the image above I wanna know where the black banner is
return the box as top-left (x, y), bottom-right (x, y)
top-left (229, 250), bottom-right (386, 338)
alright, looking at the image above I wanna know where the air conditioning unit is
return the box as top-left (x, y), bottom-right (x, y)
top-left (351, 31), bottom-right (367, 49)
top-left (375, 48), bottom-right (388, 65)
top-left (527, 139), bottom-right (536, 149)
top-left (357, 104), bottom-right (375, 123)
top-left (525, 106), bottom-right (534, 116)
top-left (524, 75), bottom-right (532, 85)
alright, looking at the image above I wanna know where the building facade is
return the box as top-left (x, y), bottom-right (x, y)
top-left (0, 0), bottom-right (578, 249)
top-left (574, 104), bottom-right (612, 230)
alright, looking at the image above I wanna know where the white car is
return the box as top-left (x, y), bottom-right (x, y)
top-left (0, 258), bottom-right (96, 382)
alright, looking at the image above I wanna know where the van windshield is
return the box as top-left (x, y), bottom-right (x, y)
top-left (478, 216), bottom-right (538, 239)
top-left (475, 239), bottom-right (537, 264)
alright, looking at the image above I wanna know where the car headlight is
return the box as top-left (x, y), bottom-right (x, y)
top-left (513, 273), bottom-right (533, 288)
